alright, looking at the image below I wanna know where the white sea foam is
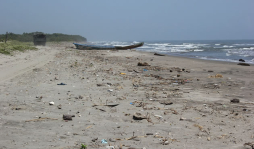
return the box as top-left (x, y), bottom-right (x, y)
top-left (233, 44), bottom-right (254, 46)
top-left (194, 49), bottom-right (204, 52)
top-left (223, 45), bottom-right (234, 48)
top-left (146, 43), bottom-right (169, 46)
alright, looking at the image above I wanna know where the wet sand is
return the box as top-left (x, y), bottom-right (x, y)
top-left (0, 43), bottom-right (254, 149)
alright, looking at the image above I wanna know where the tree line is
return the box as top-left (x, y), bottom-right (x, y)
top-left (0, 32), bottom-right (87, 42)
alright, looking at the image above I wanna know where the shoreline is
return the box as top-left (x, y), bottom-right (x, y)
top-left (0, 43), bottom-right (254, 149)
top-left (139, 50), bottom-right (254, 65)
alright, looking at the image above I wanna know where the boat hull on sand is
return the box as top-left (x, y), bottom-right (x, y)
top-left (73, 42), bottom-right (144, 50)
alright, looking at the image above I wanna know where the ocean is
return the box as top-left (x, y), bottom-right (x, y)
top-left (90, 40), bottom-right (254, 64)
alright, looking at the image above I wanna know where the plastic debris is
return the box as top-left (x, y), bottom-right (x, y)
top-left (101, 139), bottom-right (108, 144)
top-left (57, 83), bottom-right (67, 85)
top-left (49, 101), bottom-right (54, 105)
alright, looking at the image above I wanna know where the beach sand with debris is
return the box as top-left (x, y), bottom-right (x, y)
top-left (0, 43), bottom-right (254, 149)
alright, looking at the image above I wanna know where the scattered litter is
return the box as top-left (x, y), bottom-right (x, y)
top-left (244, 142), bottom-right (254, 148)
top-left (146, 133), bottom-right (153, 135)
top-left (63, 114), bottom-right (75, 120)
top-left (133, 112), bottom-right (147, 120)
top-left (108, 89), bottom-right (113, 92)
top-left (49, 101), bottom-right (54, 105)
top-left (120, 73), bottom-right (126, 75)
top-left (105, 103), bottom-right (119, 107)
top-left (159, 100), bottom-right (173, 105)
top-left (143, 69), bottom-right (148, 71)
top-left (106, 146), bottom-right (114, 149)
top-left (207, 137), bottom-right (211, 141)
top-left (92, 138), bottom-right (98, 142)
top-left (154, 115), bottom-right (163, 119)
top-left (57, 104), bottom-right (62, 109)
top-left (209, 74), bottom-right (223, 78)
top-left (97, 84), bottom-right (104, 87)
top-left (137, 62), bottom-right (150, 66)
top-left (180, 117), bottom-right (186, 121)
top-left (231, 98), bottom-right (240, 103)
top-left (57, 83), bottom-right (67, 85)
top-left (101, 139), bottom-right (108, 144)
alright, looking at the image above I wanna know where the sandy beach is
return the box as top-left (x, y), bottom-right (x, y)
top-left (0, 43), bottom-right (254, 149)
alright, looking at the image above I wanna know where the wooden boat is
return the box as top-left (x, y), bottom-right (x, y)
top-left (73, 42), bottom-right (144, 50)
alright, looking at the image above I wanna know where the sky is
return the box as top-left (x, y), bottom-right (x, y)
top-left (0, 0), bottom-right (253, 41)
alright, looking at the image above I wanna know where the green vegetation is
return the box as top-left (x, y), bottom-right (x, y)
top-left (80, 144), bottom-right (87, 149)
top-left (0, 40), bottom-right (37, 55)
top-left (0, 32), bottom-right (87, 42)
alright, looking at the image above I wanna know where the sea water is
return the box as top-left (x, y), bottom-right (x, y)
top-left (90, 40), bottom-right (254, 64)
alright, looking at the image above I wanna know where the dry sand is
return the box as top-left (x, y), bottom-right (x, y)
top-left (0, 43), bottom-right (254, 149)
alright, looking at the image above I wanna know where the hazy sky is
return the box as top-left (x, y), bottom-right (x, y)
top-left (0, 0), bottom-right (253, 41)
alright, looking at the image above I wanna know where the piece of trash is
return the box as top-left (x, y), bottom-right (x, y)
top-left (130, 102), bottom-right (134, 105)
top-left (159, 100), bottom-right (173, 105)
top-left (92, 138), bottom-right (98, 142)
top-left (101, 139), bottom-right (108, 144)
top-left (244, 142), bottom-right (254, 148)
top-left (231, 98), bottom-right (240, 103)
top-left (143, 69), bottom-right (148, 71)
top-left (97, 84), bottom-right (104, 87)
top-left (57, 83), bottom-right (67, 85)
top-left (137, 62), bottom-right (150, 66)
top-left (49, 101), bottom-right (54, 105)
top-left (133, 112), bottom-right (147, 120)
top-left (105, 103), bottom-right (119, 107)
top-left (57, 104), bottom-right (62, 109)
top-left (180, 117), bottom-right (186, 121)
top-left (154, 115), bottom-right (163, 119)
top-left (108, 89), bottom-right (113, 92)
top-left (63, 114), bottom-right (75, 120)
top-left (208, 74), bottom-right (223, 78)
top-left (146, 133), bottom-right (153, 135)
top-left (120, 73), bottom-right (126, 75)
top-left (106, 146), bottom-right (115, 149)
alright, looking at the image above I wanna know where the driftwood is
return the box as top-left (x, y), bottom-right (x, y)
top-left (237, 63), bottom-right (250, 66)
top-left (154, 53), bottom-right (165, 56)
top-left (25, 117), bottom-right (58, 122)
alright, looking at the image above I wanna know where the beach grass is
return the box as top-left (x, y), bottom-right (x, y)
top-left (0, 40), bottom-right (37, 55)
